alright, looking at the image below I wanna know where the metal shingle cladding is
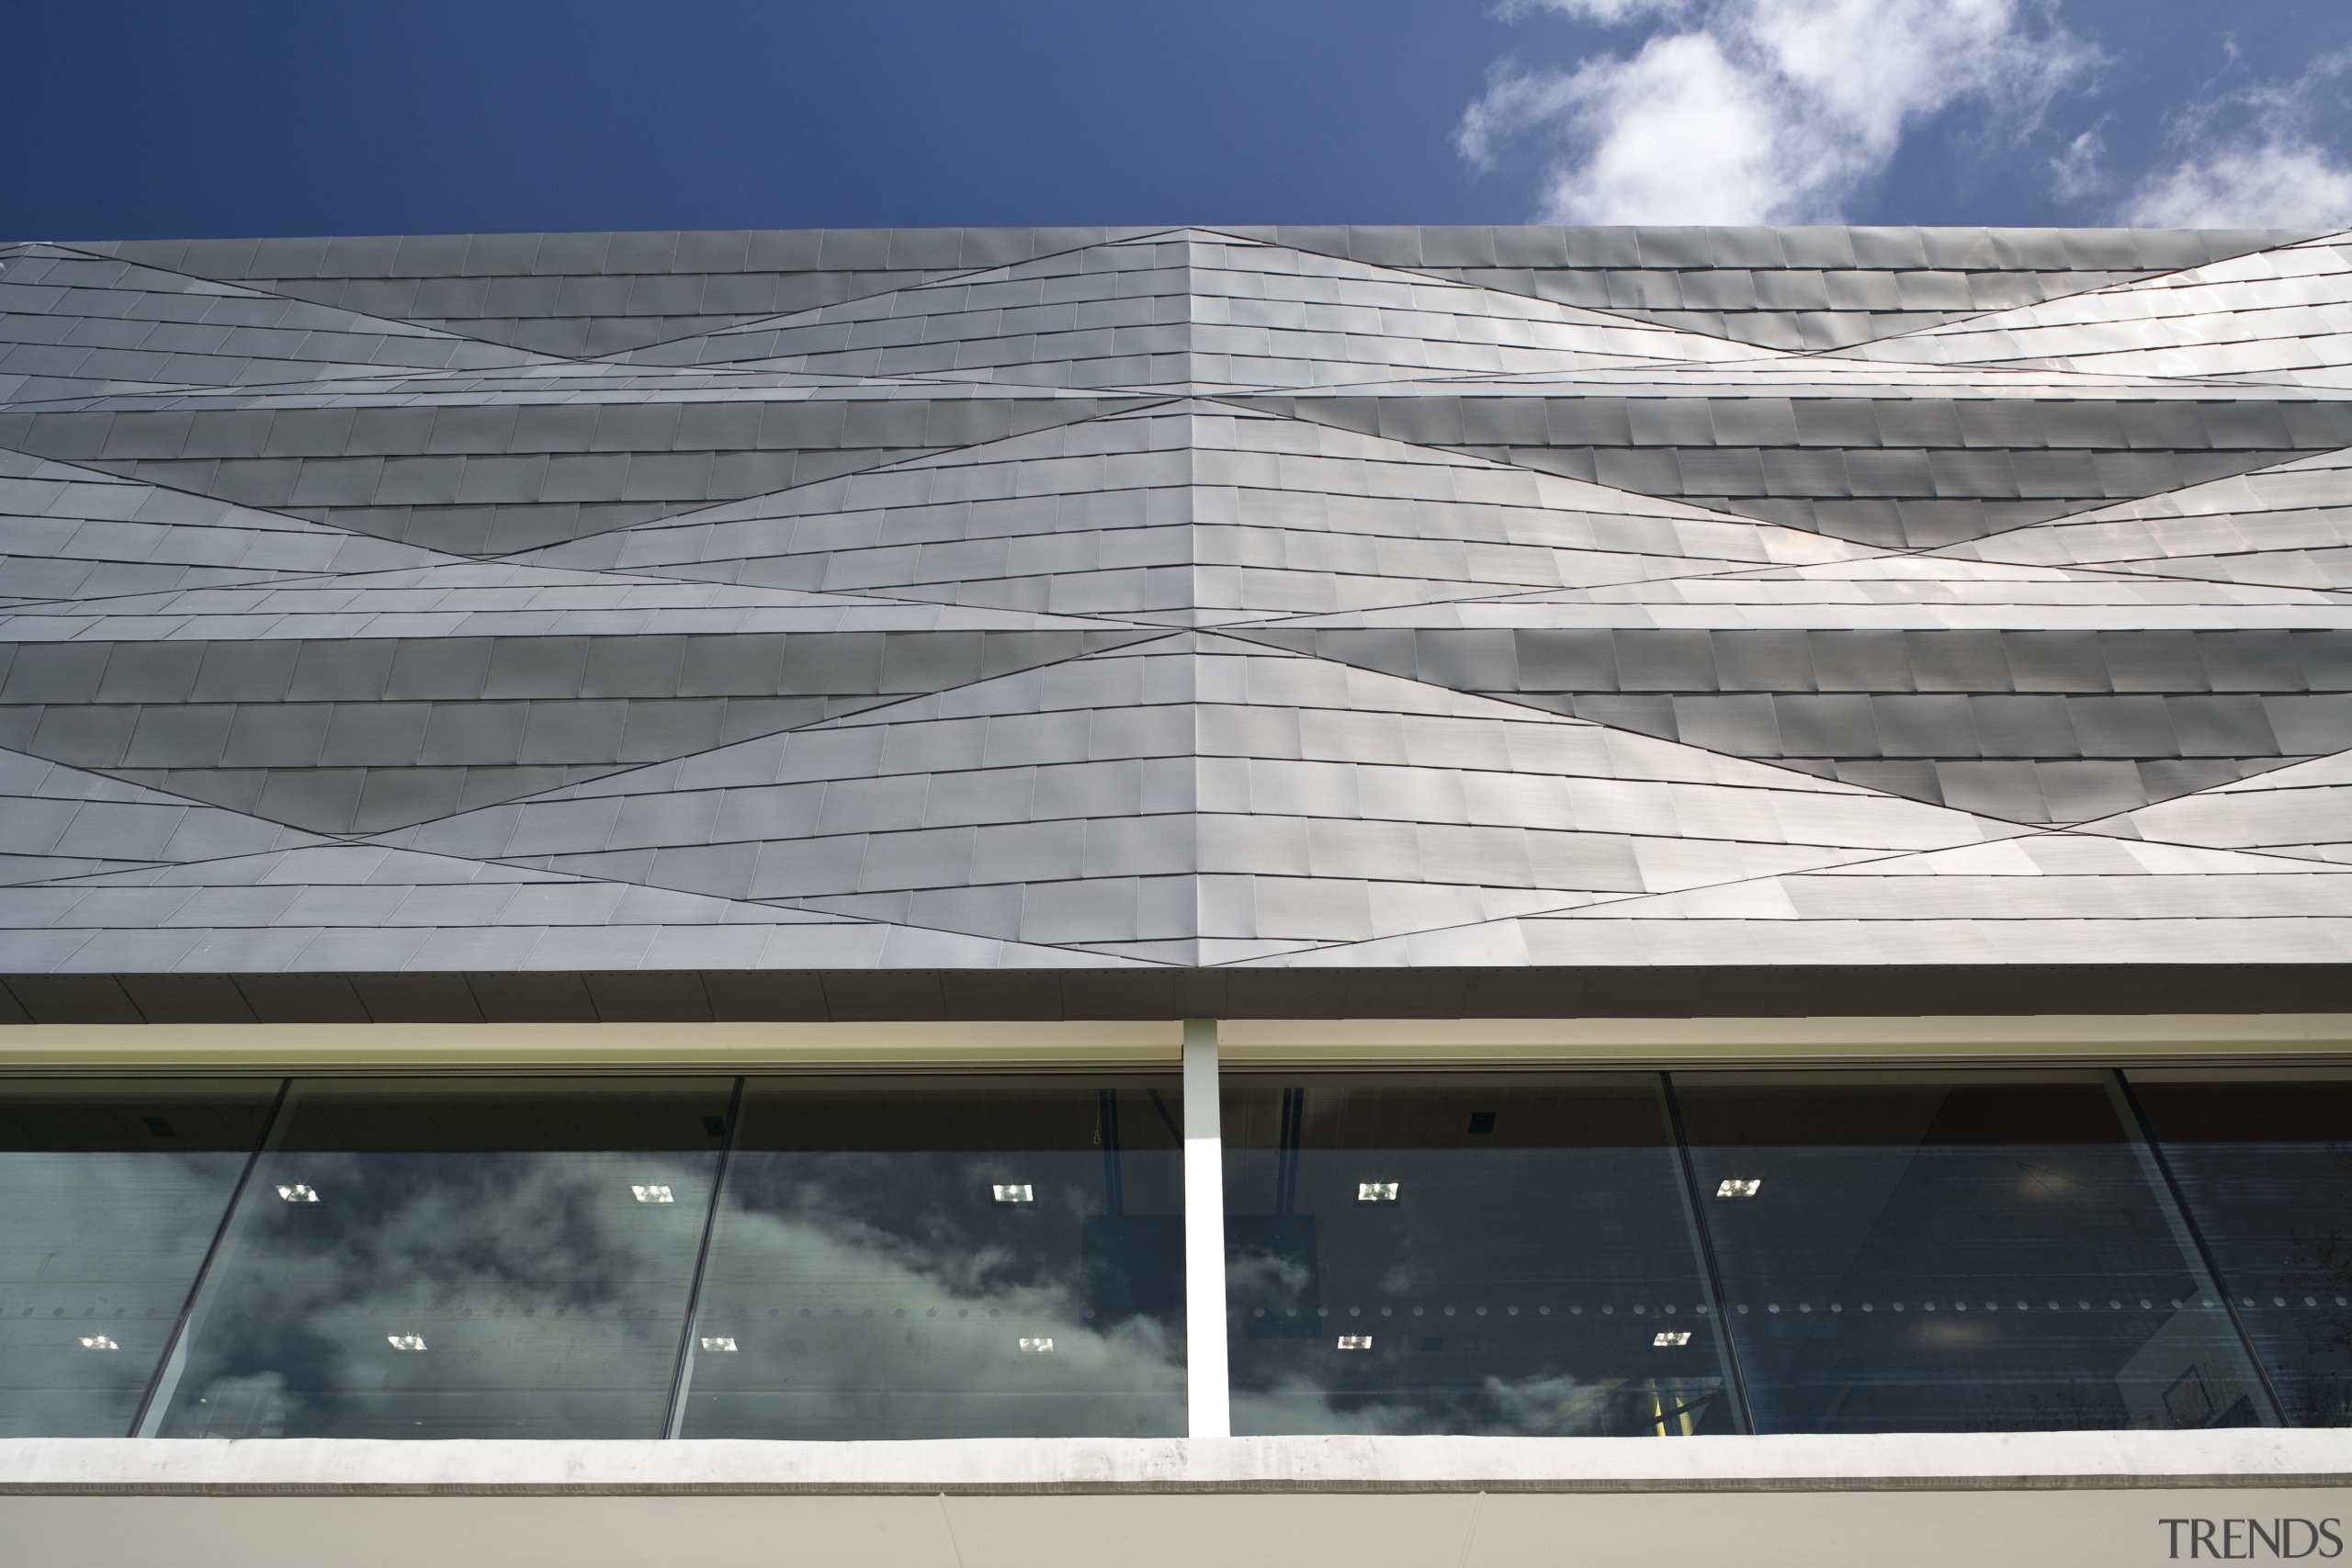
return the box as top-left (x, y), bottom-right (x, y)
top-left (6, 223), bottom-right (2352, 1020)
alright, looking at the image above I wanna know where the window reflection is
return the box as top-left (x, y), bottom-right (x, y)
top-left (675, 1076), bottom-right (1185, 1439)
top-left (1675, 1072), bottom-right (2268, 1434)
top-left (2131, 1073), bottom-right (2352, 1427)
top-left (1222, 1075), bottom-right (1734, 1437)
top-left (0, 1081), bottom-right (275, 1437)
top-left (3, 1063), bottom-right (2343, 1441)
top-left (154, 1079), bottom-right (729, 1439)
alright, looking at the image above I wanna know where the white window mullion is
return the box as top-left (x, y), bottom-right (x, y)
top-left (1182, 1018), bottom-right (1230, 1438)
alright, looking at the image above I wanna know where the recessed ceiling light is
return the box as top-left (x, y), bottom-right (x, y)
top-left (1018, 1337), bottom-right (1055, 1352)
top-left (1715, 1179), bottom-right (1761, 1199)
top-left (699, 1337), bottom-right (738, 1352)
top-left (1357, 1182), bottom-right (1399, 1202)
top-left (386, 1334), bottom-right (427, 1351)
top-left (1336, 1335), bottom-right (1374, 1350)
top-left (79, 1335), bottom-right (119, 1350)
top-left (1654, 1331), bottom-right (1691, 1347)
top-left (631, 1185), bottom-right (674, 1204)
top-left (276, 1184), bottom-right (318, 1203)
top-left (994, 1184), bottom-right (1035, 1203)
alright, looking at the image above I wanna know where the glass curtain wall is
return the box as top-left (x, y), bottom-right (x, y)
top-left (1673, 1071), bottom-right (2268, 1434)
top-left (3, 1065), bottom-right (2348, 1439)
top-left (0, 1072), bottom-right (1180, 1440)
top-left (2130, 1072), bottom-right (2352, 1427)
top-left (0, 1080), bottom-right (278, 1437)
top-left (1220, 1074), bottom-right (1738, 1437)
top-left (673, 1075), bottom-right (1184, 1438)
top-left (152, 1078), bottom-right (732, 1438)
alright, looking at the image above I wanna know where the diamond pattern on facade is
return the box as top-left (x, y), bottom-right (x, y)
top-left (8, 223), bottom-right (2352, 1006)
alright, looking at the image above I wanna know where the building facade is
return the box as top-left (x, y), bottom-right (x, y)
top-left (1, 224), bottom-right (2350, 1562)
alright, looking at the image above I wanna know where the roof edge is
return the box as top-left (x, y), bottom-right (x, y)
top-left (2, 964), bottom-right (2347, 1027)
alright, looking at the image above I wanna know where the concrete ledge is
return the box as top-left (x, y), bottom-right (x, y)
top-left (4, 1012), bottom-right (2350, 1071)
top-left (4, 1431), bottom-right (2348, 1495)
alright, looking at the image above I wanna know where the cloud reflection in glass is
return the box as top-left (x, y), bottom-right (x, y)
top-left (154, 1079), bottom-right (730, 1439)
top-left (675, 1077), bottom-right (1186, 1439)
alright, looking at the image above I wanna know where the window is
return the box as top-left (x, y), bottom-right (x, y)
top-left (1675, 1072), bottom-right (2265, 1434)
top-left (5, 1063), bottom-right (2345, 1439)
top-left (674, 1076), bottom-right (1184, 1438)
top-left (152, 1079), bottom-right (729, 1439)
top-left (2130, 1072), bottom-right (2352, 1428)
top-left (0, 1081), bottom-right (276, 1438)
top-left (1221, 1075), bottom-right (1735, 1437)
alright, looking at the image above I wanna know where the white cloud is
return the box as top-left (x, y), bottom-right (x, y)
top-left (1497, 0), bottom-right (1692, 21)
top-left (2047, 127), bottom-right (2108, 204)
top-left (1458, 0), bottom-right (2097, 225)
top-left (2127, 139), bottom-right (2352, 229)
top-left (2123, 56), bottom-right (2352, 229)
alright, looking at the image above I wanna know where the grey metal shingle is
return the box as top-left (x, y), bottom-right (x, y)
top-left (10, 225), bottom-right (2352, 986)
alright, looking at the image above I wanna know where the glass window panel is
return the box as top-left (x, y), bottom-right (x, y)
top-left (676, 1075), bottom-right (1184, 1439)
top-left (1222, 1074), bottom-right (1734, 1437)
top-left (153, 1077), bottom-right (730, 1439)
top-left (1675, 1071), bottom-right (2266, 1434)
top-left (2130, 1072), bottom-right (2352, 1427)
top-left (0, 1080), bottom-right (277, 1437)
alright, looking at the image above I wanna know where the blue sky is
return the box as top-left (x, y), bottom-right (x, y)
top-left (6, 0), bottom-right (2352, 239)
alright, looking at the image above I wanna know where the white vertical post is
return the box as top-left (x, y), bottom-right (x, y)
top-left (1182, 1017), bottom-right (1230, 1438)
